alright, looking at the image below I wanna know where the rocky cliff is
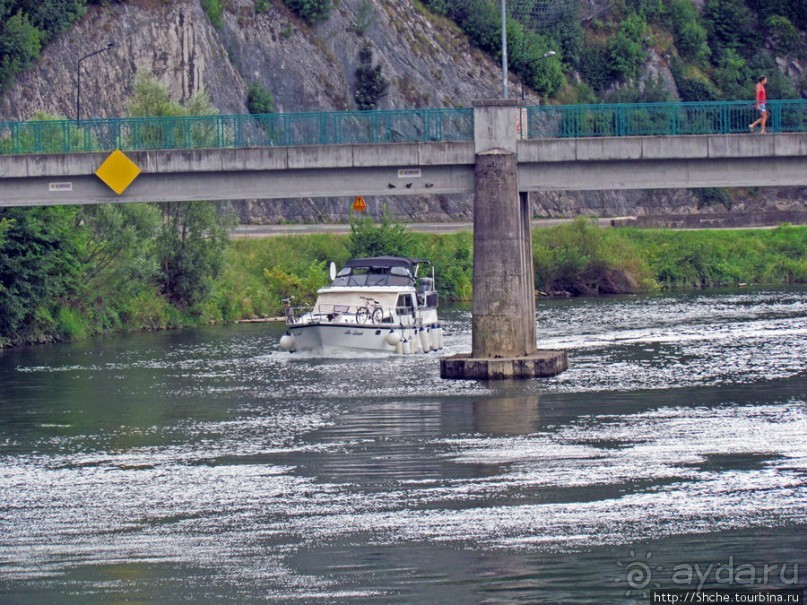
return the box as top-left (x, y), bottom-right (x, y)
top-left (2, 0), bottom-right (805, 226)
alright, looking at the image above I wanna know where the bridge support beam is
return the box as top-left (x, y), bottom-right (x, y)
top-left (441, 100), bottom-right (567, 380)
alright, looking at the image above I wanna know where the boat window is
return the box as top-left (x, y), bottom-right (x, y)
top-left (345, 267), bottom-right (369, 286)
top-left (330, 262), bottom-right (415, 287)
top-left (366, 271), bottom-right (387, 286)
top-left (396, 294), bottom-right (415, 314)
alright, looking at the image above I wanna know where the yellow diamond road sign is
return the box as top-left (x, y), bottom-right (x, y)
top-left (96, 149), bottom-right (141, 195)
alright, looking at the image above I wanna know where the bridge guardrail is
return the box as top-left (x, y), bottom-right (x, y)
top-left (3, 100), bottom-right (807, 156)
top-left (0, 107), bottom-right (474, 155)
top-left (526, 99), bottom-right (807, 138)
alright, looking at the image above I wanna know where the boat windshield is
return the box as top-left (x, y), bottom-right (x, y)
top-left (332, 264), bottom-right (414, 287)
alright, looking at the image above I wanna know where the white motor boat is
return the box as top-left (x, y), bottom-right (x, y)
top-left (278, 256), bottom-right (444, 354)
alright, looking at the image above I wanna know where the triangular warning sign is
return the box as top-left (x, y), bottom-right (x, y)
top-left (353, 195), bottom-right (367, 212)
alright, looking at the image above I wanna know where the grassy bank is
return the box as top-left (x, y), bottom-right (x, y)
top-left (533, 219), bottom-right (807, 295)
top-left (210, 229), bottom-right (474, 322)
top-left (2, 219), bottom-right (806, 348)
top-left (216, 220), bottom-right (807, 321)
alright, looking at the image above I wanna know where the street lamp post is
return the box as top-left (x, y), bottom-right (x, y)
top-left (501, 0), bottom-right (509, 98)
top-left (76, 42), bottom-right (115, 122)
top-left (521, 51), bottom-right (556, 100)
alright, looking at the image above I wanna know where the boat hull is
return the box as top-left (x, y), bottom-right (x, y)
top-left (287, 322), bottom-right (435, 354)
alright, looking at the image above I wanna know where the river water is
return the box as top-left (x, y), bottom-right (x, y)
top-left (0, 288), bottom-right (805, 604)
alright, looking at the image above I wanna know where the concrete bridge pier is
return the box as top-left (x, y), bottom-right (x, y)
top-left (440, 100), bottom-right (568, 380)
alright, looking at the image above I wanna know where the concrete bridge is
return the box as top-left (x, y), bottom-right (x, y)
top-left (3, 110), bottom-right (807, 206)
top-left (3, 100), bottom-right (807, 378)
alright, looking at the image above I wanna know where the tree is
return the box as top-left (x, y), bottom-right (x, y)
top-left (513, 36), bottom-right (565, 99)
top-left (0, 218), bottom-right (10, 249)
top-left (766, 15), bottom-right (801, 55)
top-left (0, 10), bottom-right (42, 93)
top-left (713, 48), bottom-right (749, 99)
top-left (155, 201), bottom-right (231, 309)
top-left (0, 206), bottom-right (81, 343)
top-left (76, 203), bottom-right (161, 307)
top-left (449, 0), bottom-right (501, 56)
top-left (579, 41), bottom-right (615, 93)
top-left (126, 72), bottom-right (235, 309)
top-left (354, 44), bottom-right (389, 110)
top-left (15, 0), bottom-right (85, 43)
top-left (609, 13), bottom-right (650, 83)
top-left (704, 0), bottom-right (759, 58)
top-left (246, 81), bottom-right (275, 114)
top-left (349, 210), bottom-right (414, 258)
top-left (671, 0), bottom-right (710, 64)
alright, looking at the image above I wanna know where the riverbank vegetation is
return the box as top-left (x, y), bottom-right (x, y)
top-left (532, 218), bottom-right (807, 294)
top-left (1, 211), bottom-right (806, 348)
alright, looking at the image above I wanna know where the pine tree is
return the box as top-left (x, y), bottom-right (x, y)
top-left (353, 44), bottom-right (389, 111)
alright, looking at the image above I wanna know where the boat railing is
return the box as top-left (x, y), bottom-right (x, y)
top-left (285, 303), bottom-right (420, 327)
top-left (285, 304), bottom-right (314, 325)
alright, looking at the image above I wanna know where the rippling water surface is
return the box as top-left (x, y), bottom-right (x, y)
top-left (1, 288), bottom-right (805, 603)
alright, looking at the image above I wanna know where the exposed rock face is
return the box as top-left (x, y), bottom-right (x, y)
top-left (1, 0), bottom-right (805, 226)
top-left (1, 0), bottom-right (506, 120)
top-left (2, 1), bottom-right (246, 119)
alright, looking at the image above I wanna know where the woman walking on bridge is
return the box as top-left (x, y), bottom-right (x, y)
top-left (749, 75), bottom-right (768, 134)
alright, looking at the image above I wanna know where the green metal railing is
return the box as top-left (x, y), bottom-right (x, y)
top-left (0, 107), bottom-right (474, 155)
top-left (526, 99), bottom-right (807, 138)
top-left (3, 100), bottom-right (807, 156)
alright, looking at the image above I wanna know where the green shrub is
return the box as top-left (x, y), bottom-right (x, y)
top-left (201, 0), bottom-right (224, 29)
top-left (354, 0), bottom-right (376, 36)
top-left (712, 48), bottom-right (749, 99)
top-left (354, 44), bottom-right (389, 110)
top-left (766, 15), bottom-right (801, 55)
top-left (627, 0), bottom-right (665, 20)
top-left (579, 41), bottom-right (615, 92)
top-left (0, 11), bottom-right (43, 94)
top-left (56, 307), bottom-right (89, 341)
top-left (349, 210), bottom-right (414, 258)
top-left (411, 231), bottom-right (474, 301)
top-left (609, 13), bottom-right (649, 82)
top-left (285, 0), bottom-right (334, 24)
top-left (670, 0), bottom-right (710, 64)
top-left (421, 0), bottom-right (449, 16)
top-left (532, 217), bottom-right (656, 295)
top-left (619, 226), bottom-right (807, 288)
top-left (511, 33), bottom-right (565, 99)
top-left (264, 260), bottom-right (329, 305)
top-left (703, 0), bottom-right (759, 57)
top-left (693, 187), bottom-right (732, 210)
top-left (670, 59), bottom-right (720, 101)
top-left (247, 81), bottom-right (275, 114)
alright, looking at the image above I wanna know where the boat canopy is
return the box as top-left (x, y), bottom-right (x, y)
top-left (332, 257), bottom-right (430, 287)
